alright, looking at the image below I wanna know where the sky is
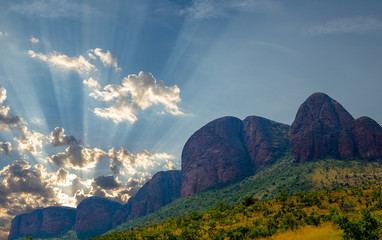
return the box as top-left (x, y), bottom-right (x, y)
top-left (0, 0), bottom-right (382, 237)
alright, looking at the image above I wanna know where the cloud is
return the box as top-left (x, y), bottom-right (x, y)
top-left (30, 36), bottom-right (39, 44)
top-left (55, 168), bottom-right (69, 183)
top-left (179, 0), bottom-right (279, 20)
top-left (108, 147), bottom-right (177, 177)
top-left (50, 127), bottom-right (79, 146)
top-left (28, 50), bottom-right (96, 74)
top-left (93, 175), bottom-right (122, 190)
top-left (84, 72), bottom-right (183, 123)
top-left (0, 88), bottom-right (21, 130)
top-left (0, 142), bottom-right (12, 156)
top-left (90, 48), bottom-right (120, 71)
top-left (90, 176), bottom-right (146, 204)
top-left (49, 144), bottom-right (107, 169)
top-left (8, 0), bottom-right (97, 19)
top-left (14, 126), bottom-right (48, 153)
top-left (0, 160), bottom-right (61, 237)
top-left (83, 77), bottom-right (101, 89)
top-left (310, 17), bottom-right (382, 35)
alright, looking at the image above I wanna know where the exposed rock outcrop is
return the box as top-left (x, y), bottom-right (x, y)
top-left (180, 116), bottom-right (252, 198)
top-left (243, 116), bottom-right (291, 169)
top-left (347, 116), bottom-right (382, 159)
top-left (75, 197), bottom-right (121, 240)
top-left (291, 93), bottom-right (354, 162)
top-left (113, 170), bottom-right (181, 227)
top-left (180, 116), bottom-right (290, 198)
top-left (8, 207), bottom-right (76, 240)
top-left (291, 93), bottom-right (382, 162)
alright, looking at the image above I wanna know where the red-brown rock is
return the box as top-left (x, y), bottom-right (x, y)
top-left (8, 207), bottom-right (76, 240)
top-left (180, 116), bottom-right (252, 198)
top-left (291, 93), bottom-right (354, 162)
top-left (242, 116), bottom-right (290, 169)
top-left (75, 197), bottom-right (121, 240)
top-left (112, 170), bottom-right (181, 227)
top-left (348, 116), bottom-right (382, 159)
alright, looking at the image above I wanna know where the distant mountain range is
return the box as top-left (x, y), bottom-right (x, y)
top-left (8, 93), bottom-right (382, 239)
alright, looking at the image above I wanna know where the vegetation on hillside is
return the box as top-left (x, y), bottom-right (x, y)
top-left (111, 156), bottom-right (382, 233)
top-left (93, 184), bottom-right (382, 239)
top-left (21, 156), bottom-right (382, 240)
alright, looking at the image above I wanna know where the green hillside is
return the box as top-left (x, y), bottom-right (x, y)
top-left (107, 155), bottom-right (382, 235)
top-left (94, 183), bottom-right (382, 239)
top-left (23, 156), bottom-right (382, 240)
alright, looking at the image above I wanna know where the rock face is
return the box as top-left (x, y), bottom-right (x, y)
top-left (75, 197), bottom-right (122, 240)
top-left (8, 207), bottom-right (76, 240)
top-left (347, 116), bottom-right (382, 159)
top-left (180, 117), bottom-right (252, 198)
top-left (181, 116), bottom-right (290, 198)
top-left (291, 93), bottom-right (354, 162)
top-left (113, 170), bottom-right (181, 227)
top-left (243, 116), bottom-right (291, 169)
top-left (291, 93), bottom-right (382, 162)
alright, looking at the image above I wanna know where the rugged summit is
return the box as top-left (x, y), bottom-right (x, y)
top-left (291, 93), bottom-right (354, 162)
top-left (8, 207), bottom-right (76, 240)
top-left (181, 116), bottom-right (290, 198)
top-left (75, 197), bottom-right (122, 240)
top-left (113, 170), bottom-right (181, 227)
top-left (291, 93), bottom-right (382, 162)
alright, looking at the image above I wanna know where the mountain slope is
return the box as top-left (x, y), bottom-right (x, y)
top-left (109, 155), bottom-right (382, 233)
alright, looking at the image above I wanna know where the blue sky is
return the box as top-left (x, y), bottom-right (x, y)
top-left (0, 0), bottom-right (382, 237)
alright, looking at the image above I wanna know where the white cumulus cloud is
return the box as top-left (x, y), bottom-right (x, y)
top-left (90, 48), bottom-right (120, 71)
top-left (84, 72), bottom-right (183, 123)
top-left (28, 50), bottom-right (96, 74)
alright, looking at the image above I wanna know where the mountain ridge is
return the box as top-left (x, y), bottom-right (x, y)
top-left (8, 92), bottom-right (382, 239)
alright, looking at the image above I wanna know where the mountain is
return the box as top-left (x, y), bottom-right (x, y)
top-left (181, 116), bottom-right (290, 197)
top-left (113, 170), bottom-right (181, 227)
top-left (291, 92), bottom-right (382, 162)
top-left (8, 207), bottom-right (76, 240)
top-left (75, 197), bottom-right (122, 240)
top-left (8, 92), bottom-right (382, 239)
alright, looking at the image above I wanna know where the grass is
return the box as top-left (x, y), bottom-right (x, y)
top-left (259, 222), bottom-right (342, 240)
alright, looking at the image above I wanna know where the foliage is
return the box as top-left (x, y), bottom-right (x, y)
top-left (94, 184), bottom-right (382, 240)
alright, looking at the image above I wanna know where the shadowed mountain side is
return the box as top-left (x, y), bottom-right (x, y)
top-left (8, 207), bottom-right (76, 240)
top-left (75, 197), bottom-right (122, 240)
top-left (113, 170), bottom-right (181, 227)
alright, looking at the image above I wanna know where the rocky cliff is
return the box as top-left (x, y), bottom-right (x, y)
top-left (291, 93), bottom-right (382, 162)
top-left (8, 206), bottom-right (76, 240)
top-left (180, 116), bottom-right (290, 198)
top-left (75, 197), bottom-right (122, 240)
top-left (113, 170), bottom-right (181, 227)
